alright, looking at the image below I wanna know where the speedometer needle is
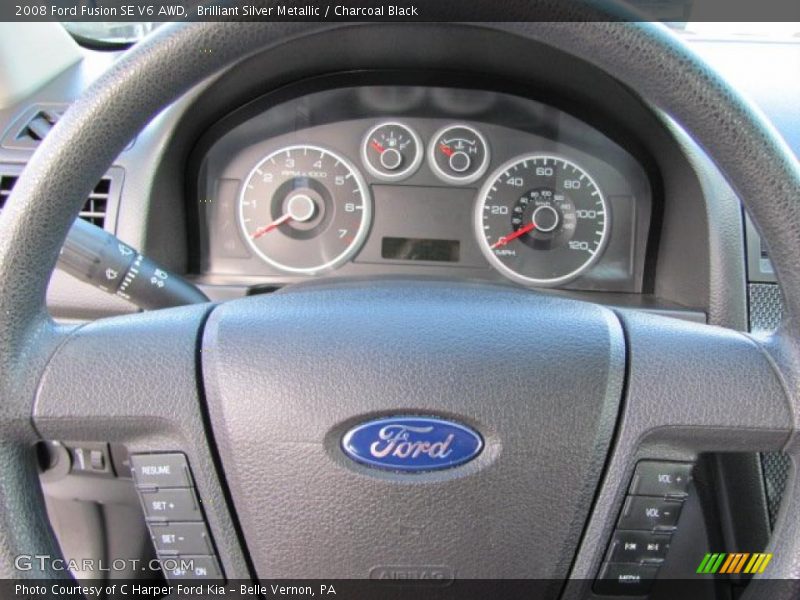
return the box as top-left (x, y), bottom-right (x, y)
top-left (251, 213), bottom-right (292, 239)
top-left (491, 222), bottom-right (536, 249)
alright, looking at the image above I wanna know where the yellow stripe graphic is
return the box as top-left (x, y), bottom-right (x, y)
top-left (744, 554), bottom-right (760, 574)
top-left (752, 554), bottom-right (767, 573)
top-left (750, 554), bottom-right (767, 573)
top-left (758, 554), bottom-right (773, 573)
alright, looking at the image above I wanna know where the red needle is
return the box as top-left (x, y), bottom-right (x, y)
top-left (491, 222), bottom-right (536, 249)
top-left (251, 213), bottom-right (292, 239)
top-left (370, 140), bottom-right (385, 154)
top-left (439, 144), bottom-right (454, 157)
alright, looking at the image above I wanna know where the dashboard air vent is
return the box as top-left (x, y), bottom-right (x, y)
top-left (2, 105), bottom-right (135, 151)
top-left (17, 109), bottom-right (61, 143)
top-left (0, 174), bottom-right (15, 210)
top-left (0, 173), bottom-right (111, 228)
top-left (2, 105), bottom-right (68, 149)
top-left (81, 178), bottom-right (111, 227)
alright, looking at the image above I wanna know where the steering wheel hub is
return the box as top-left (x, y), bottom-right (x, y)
top-left (201, 281), bottom-right (624, 580)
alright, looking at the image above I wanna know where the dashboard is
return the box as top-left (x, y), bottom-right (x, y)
top-left (7, 30), bottom-right (793, 324)
top-left (196, 86), bottom-right (653, 293)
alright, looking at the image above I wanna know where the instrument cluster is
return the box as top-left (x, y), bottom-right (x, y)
top-left (198, 87), bottom-right (652, 293)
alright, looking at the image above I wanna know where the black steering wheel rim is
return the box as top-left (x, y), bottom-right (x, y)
top-left (0, 17), bottom-right (799, 592)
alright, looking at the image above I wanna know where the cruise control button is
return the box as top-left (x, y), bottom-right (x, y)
top-left (618, 496), bottom-right (683, 531)
top-left (629, 461), bottom-right (693, 497)
top-left (608, 530), bottom-right (672, 564)
top-left (131, 453), bottom-right (192, 488)
top-left (162, 555), bottom-right (223, 580)
top-left (150, 522), bottom-right (213, 555)
top-left (140, 488), bottom-right (202, 522)
top-left (594, 562), bottom-right (658, 596)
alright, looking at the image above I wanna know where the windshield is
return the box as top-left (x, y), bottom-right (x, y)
top-left (62, 21), bottom-right (800, 48)
top-left (61, 22), bottom-right (162, 46)
top-left (681, 22), bottom-right (800, 40)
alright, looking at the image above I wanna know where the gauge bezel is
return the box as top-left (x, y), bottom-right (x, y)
top-left (238, 144), bottom-right (372, 275)
top-left (360, 121), bottom-right (423, 182)
top-left (428, 123), bottom-right (491, 185)
top-left (474, 153), bottom-right (610, 287)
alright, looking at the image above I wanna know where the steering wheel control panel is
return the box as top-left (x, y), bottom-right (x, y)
top-left (131, 453), bottom-right (224, 581)
top-left (199, 86), bottom-right (652, 294)
top-left (594, 460), bottom-right (695, 596)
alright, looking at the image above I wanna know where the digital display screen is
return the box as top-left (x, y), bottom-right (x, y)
top-left (381, 237), bottom-right (461, 263)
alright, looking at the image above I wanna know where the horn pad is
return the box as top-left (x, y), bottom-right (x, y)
top-left (202, 281), bottom-right (624, 590)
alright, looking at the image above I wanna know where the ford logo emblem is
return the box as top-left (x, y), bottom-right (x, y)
top-left (341, 416), bottom-right (483, 472)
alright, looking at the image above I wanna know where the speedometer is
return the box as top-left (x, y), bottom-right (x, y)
top-left (239, 144), bottom-right (371, 274)
top-left (475, 155), bottom-right (609, 286)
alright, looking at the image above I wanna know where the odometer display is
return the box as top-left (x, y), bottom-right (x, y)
top-left (475, 155), bottom-right (609, 286)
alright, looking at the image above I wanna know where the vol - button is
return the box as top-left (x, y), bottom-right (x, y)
top-left (618, 496), bottom-right (683, 531)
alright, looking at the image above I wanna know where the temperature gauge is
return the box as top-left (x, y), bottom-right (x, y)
top-left (361, 121), bottom-right (423, 181)
top-left (429, 124), bottom-right (490, 184)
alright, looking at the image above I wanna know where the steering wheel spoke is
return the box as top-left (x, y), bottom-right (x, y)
top-left (568, 308), bottom-right (796, 591)
top-left (617, 309), bottom-right (793, 448)
top-left (32, 304), bottom-right (250, 579)
top-left (34, 305), bottom-right (209, 441)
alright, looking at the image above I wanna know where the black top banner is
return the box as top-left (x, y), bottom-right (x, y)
top-left (4, 0), bottom-right (800, 23)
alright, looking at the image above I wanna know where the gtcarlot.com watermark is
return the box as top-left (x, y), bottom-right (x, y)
top-left (15, 554), bottom-right (193, 574)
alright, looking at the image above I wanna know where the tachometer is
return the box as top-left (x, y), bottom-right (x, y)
top-left (475, 155), bottom-right (609, 286)
top-left (239, 145), bottom-right (371, 274)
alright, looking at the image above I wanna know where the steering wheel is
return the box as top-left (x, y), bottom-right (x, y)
top-left (1, 15), bottom-right (799, 598)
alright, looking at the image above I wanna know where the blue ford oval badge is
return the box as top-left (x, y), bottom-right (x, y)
top-left (341, 416), bottom-right (483, 472)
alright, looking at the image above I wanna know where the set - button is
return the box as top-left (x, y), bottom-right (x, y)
top-left (149, 521), bottom-right (214, 555)
top-left (131, 453), bottom-right (224, 581)
top-left (594, 460), bottom-right (694, 596)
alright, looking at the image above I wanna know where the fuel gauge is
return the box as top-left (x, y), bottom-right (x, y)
top-left (361, 121), bottom-right (423, 181)
top-left (429, 124), bottom-right (490, 185)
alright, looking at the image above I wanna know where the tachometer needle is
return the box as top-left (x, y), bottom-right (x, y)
top-left (251, 213), bottom-right (292, 239)
top-left (439, 144), bottom-right (454, 157)
top-left (370, 140), bottom-right (386, 154)
top-left (491, 222), bottom-right (536, 249)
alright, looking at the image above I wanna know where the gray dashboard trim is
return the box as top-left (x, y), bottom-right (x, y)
top-left (0, 24), bottom-right (756, 329)
top-left (661, 116), bottom-right (749, 330)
